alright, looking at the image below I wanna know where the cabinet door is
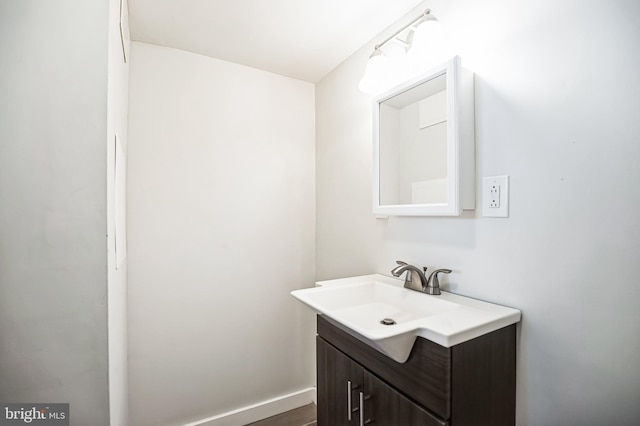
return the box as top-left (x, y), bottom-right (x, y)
top-left (363, 371), bottom-right (447, 426)
top-left (317, 337), bottom-right (363, 426)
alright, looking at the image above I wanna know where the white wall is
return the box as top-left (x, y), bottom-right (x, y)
top-left (127, 42), bottom-right (316, 426)
top-left (379, 104), bottom-right (400, 204)
top-left (316, 0), bottom-right (640, 424)
top-left (107, 0), bottom-right (130, 425)
top-left (0, 1), bottom-right (111, 425)
top-left (398, 103), bottom-right (447, 203)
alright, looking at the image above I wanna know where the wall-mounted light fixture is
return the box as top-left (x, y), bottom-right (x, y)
top-left (359, 9), bottom-right (447, 94)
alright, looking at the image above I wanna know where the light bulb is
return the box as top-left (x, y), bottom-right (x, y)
top-left (359, 49), bottom-right (391, 94)
top-left (406, 17), bottom-right (448, 76)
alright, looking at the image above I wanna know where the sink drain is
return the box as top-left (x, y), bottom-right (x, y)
top-left (380, 318), bottom-right (397, 326)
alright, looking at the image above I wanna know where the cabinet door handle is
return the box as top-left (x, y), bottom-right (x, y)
top-left (347, 381), bottom-right (358, 420)
top-left (359, 392), bottom-right (371, 425)
top-left (347, 380), bottom-right (352, 421)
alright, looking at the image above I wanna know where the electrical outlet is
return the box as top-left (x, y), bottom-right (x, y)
top-left (483, 176), bottom-right (509, 217)
top-left (489, 184), bottom-right (500, 208)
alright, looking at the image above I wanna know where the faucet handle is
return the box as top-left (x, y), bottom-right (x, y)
top-left (426, 269), bottom-right (452, 295)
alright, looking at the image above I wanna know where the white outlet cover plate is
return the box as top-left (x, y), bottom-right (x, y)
top-left (483, 175), bottom-right (509, 217)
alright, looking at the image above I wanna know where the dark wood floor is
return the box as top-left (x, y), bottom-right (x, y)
top-left (246, 403), bottom-right (317, 426)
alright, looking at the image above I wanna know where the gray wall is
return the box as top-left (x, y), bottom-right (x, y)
top-left (316, 0), bottom-right (640, 424)
top-left (0, 1), bottom-right (110, 425)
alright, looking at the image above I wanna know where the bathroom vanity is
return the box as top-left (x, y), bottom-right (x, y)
top-left (317, 315), bottom-right (515, 426)
top-left (291, 275), bottom-right (521, 425)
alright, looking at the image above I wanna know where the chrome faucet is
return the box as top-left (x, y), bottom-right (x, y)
top-left (391, 261), bottom-right (451, 295)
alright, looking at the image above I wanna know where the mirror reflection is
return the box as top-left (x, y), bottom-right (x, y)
top-left (378, 72), bottom-right (448, 206)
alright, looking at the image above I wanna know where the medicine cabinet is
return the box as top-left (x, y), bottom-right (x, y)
top-left (373, 56), bottom-right (475, 216)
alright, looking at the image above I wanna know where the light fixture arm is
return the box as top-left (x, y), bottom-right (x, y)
top-left (359, 8), bottom-right (442, 94)
top-left (374, 9), bottom-right (436, 51)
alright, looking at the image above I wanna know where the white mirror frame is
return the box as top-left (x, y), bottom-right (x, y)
top-left (372, 56), bottom-right (475, 216)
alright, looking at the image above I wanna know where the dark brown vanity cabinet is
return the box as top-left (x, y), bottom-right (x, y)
top-left (316, 315), bottom-right (516, 426)
top-left (317, 337), bottom-right (443, 426)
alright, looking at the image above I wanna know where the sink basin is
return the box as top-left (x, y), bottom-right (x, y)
top-left (291, 274), bottom-right (521, 363)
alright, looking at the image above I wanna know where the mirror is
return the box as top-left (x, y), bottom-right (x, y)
top-left (373, 56), bottom-right (475, 216)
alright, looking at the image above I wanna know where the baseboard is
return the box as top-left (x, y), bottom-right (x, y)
top-left (183, 387), bottom-right (316, 426)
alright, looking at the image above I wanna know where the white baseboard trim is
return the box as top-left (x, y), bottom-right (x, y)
top-left (183, 387), bottom-right (316, 426)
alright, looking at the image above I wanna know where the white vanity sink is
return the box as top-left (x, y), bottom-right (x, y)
top-left (291, 274), bottom-right (521, 363)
